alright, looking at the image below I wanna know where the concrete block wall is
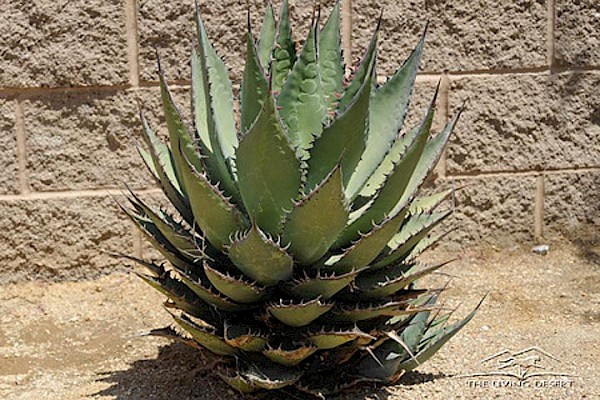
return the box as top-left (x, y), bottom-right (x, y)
top-left (0, 0), bottom-right (598, 281)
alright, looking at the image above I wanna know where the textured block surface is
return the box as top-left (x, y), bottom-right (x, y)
top-left (0, 0), bottom-right (128, 88)
top-left (555, 0), bottom-right (600, 66)
top-left (138, 0), bottom-right (195, 83)
top-left (23, 90), bottom-right (155, 191)
top-left (0, 195), bottom-right (133, 283)
top-left (447, 72), bottom-right (600, 174)
top-left (0, 98), bottom-right (19, 194)
top-left (443, 176), bottom-right (536, 246)
top-left (353, 0), bottom-right (548, 76)
top-left (545, 171), bottom-right (600, 234)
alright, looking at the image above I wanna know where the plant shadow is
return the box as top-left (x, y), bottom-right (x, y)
top-left (398, 370), bottom-right (447, 386)
top-left (95, 341), bottom-right (234, 400)
top-left (94, 341), bottom-right (447, 400)
top-left (569, 224), bottom-right (600, 267)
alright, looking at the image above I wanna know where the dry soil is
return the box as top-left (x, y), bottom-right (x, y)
top-left (1, 240), bottom-right (599, 399)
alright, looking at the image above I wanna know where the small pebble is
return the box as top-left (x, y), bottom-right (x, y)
top-left (532, 244), bottom-right (550, 255)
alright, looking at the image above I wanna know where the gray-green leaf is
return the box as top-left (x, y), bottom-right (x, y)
top-left (236, 90), bottom-right (302, 235)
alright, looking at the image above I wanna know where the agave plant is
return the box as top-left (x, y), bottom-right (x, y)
top-left (122, 0), bottom-right (479, 395)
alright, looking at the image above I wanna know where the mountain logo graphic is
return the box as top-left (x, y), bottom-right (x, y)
top-left (458, 346), bottom-right (575, 381)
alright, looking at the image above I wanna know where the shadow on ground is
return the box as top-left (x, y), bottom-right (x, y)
top-left (569, 226), bottom-right (600, 267)
top-left (94, 342), bottom-right (445, 400)
top-left (95, 342), bottom-right (232, 400)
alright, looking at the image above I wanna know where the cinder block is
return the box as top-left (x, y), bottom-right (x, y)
top-left (0, 98), bottom-right (19, 194)
top-left (544, 171), bottom-right (600, 235)
top-left (0, 0), bottom-right (128, 88)
top-left (447, 72), bottom-right (600, 174)
top-left (23, 89), bottom-right (154, 191)
top-left (441, 175), bottom-right (536, 247)
top-left (138, 0), bottom-right (195, 83)
top-left (555, 0), bottom-right (600, 66)
top-left (0, 195), bottom-right (134, 283)
top-left (138, 0), bottom-right (333, 83)
top-left (353, 0), bottom-right (548, 75)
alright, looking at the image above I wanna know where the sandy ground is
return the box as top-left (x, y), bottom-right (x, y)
top-left (1, 240), bottom-right (599, 400)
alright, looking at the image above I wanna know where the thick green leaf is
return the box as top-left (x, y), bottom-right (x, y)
top-left (421, 312), bottom-right (453, 343)
top-left (170, 311), bottom-right (236, 356)
top-left (135, 265), bottom-right (213, 320)
top-left (224, 323), bottom-right (268, 352)
top-left (338, 89), bottom-right (438, 246)
top-left (398, 298), bottom-right (483, 371)
top-left (235, 354), bottom-right (302, 390)
top-left (354, 263), bottom-right (410, 295)
top-left (138, 111), bottom-right (193, 224)
top-left (177, 269), bottom-right (252, 312)
top-left (337, 20), bottom-right (379, 112)
top-left (375, 211), bottom-right (451, 268)
top-left (356, 261), bottom-right (451, 299)
top-left (219, 372), bottom-right (257, 394)
top-left (138, 111), bottom-right (181, 192)
top-left (319, 0), bottom-right (344, 112)
top-left (409, 190), bottom-right (452, 214)
top-left (351, 340), bottom-right (401, 381)
top-left (126, 191), bottom-right (205, 261)
top-left (137, 146), bottom-right (158, 180)
top-left (191, 47), bottom-right (211, 153)
top-left (351, 295), bottom-right (436, 380)
top-left (304, 327), bottom-right (373, 350)
top-left (159, 71), bottom-right (202, 192)
top-left (394, 109), bottom-right (463, 213)
top-left (305, 57), bottom-right (374, 191)
top-left (256, 3), bottom-right (276, 68)
top-left (235, 91), bottom-right (302, 235)
top-left (267, 298), bottom-right (333, 327)
top-left (263, 343), bottom-right (317, 366)
top-left (400, 295), bottom-right (437, 352)
top-left (406, 229), bottom-right (453, 261)
top-left (193, 9), bottom-right (240, 203)
top-left (277, 23), bottom-right (327, 155)
top-left (175, 143), bottom-right (244, 251)
top-left (379, 292), bottom-right (430, 329)
top-left (358, 123), bottom-right (420, 200)
top-left (281, 166), bottom-right (348, 265)
top-left (192, 47), bottom-right (235, 198)
top-left (326, 210), bottom-right (406, 273)
top-left (119, 202), bottom-right (192, 272)
top-left (330, 301), bottom-right (422, 323)
top-left (160, 209), bottom-right (222, 259)
top-left (204, 263), bottom-right (266, 303)
top-left (346, 31), bottom-right (426, 199)
top-left (272, 0), bottom-right (296, 92)
top-left (241, 30), bottom-right (269, 132)
top-left (147, 327), bottom-right (214, 355)
top-left (195, 8), bottom-right (238, 161)
top-left (287, 269), bottom-right (360, 300)
top-left (227, 224), bottom-right (294, 286)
